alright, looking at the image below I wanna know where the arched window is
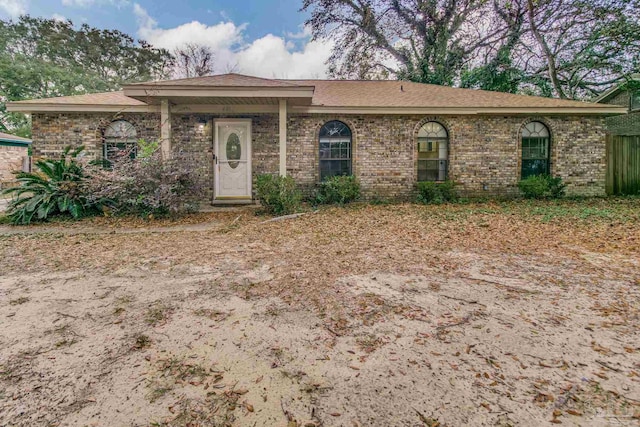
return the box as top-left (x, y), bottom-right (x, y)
top-left (103, 120), bottom-right (137, 161)
top-left (521, 121), bottom-right (550, 178)
top-left (319, 120), bottom-right (352, 180)
top-left (417, 121), bottom-right (448, 181)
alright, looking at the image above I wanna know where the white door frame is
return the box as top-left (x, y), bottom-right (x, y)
top-left (214, 119), bottom-right (252, 202)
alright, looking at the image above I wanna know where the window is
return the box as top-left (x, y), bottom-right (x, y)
top-left (417, 121), bottom-right (448, 181)
top-left (319, 121), bottom-right (352, 180)
top-left (103, 120), bottom-right (137, 161)
top-left (521, 121), bottom-right (550, 178)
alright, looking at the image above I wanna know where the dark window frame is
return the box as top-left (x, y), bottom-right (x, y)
top-left (319, 120), bottom-right (352, 180)
top-left (521, 122), bottom-right (551, 179)
top-left (103, 120), bottom-right (138, 162)
top-left (417, 121), bottom-right (449, 182)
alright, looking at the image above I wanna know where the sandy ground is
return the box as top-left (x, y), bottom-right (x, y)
top-left (0, 202), bottom-right (639, 426)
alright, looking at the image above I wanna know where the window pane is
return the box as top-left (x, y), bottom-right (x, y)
top-left (522, 159), bottom-right (549, 178)
top-left (319, 121), bottom-right (352, 180)
top-left (104, 142), bottom-right (136, 160)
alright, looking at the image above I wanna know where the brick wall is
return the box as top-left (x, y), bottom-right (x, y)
top-left (601, 91), bottom-right (640, 136)
top-left (31, 112), bottom-right (607, 201)
top-left (0, 144), bottom-right (28, 186)
top-left (287, 114), bottom-right (606, 198)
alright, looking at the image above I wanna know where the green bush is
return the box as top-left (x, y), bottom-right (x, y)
top-left (518, 175), bottom-right (566, 199)
top-left (416, 181), bottom-right (458, 204)
top-left (255, 174), bottom-right (302, 215)
top-left (315, 175), bottom-right (360, 205)
top-left (2, 146), bottom-right (96, 224)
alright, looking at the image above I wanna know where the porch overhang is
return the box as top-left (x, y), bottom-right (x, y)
top-left (122, 85), bottom-right (315, 106)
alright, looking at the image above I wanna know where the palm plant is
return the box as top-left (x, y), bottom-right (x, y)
top-left (2, 146), bottom-right (94, 224)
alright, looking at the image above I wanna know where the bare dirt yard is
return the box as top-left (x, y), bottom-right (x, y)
top-left (0, 199), bottom-right (639, 427)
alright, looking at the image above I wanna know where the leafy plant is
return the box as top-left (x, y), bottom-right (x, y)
top-left (518, 175), bottom-right (566, 199)
top-left (255, 174), bottom-right (302, 215)
top-left (85, 152), bottom-right (205, 217)
top-left (137, 139), bottom-right (160, 159)
top-left (314, 175), bottom-right (360, 205)
top-left (416, 181), bottom-right (458, 204)
top-left (2, 146), bottom-right (95, 224)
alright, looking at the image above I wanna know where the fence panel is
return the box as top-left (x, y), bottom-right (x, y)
top-left (606, 135), bottom-right (640, 195)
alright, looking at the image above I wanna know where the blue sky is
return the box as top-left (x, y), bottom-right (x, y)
top-left (0, 0), bottom-right (331, 78)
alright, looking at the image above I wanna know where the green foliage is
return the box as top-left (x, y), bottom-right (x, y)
top-left (137, 139), bottom-right (160, 159)
top-left (416, 181), bottom-right (458, 204)
top-left (461, 46), bottom-right (522, 93)
top-left (1, 146), bottom-right (95, 224)
top-left (518, 175), bottom-right (566, 199)
top-left (255, 174), bottom-right (302, 215)
top-left (314, 175), bottom-right (360, 205)
top-left (0, 16), bottom-right (172, 133)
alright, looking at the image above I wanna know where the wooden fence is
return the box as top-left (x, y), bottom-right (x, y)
top-left (606, 135), bottom-right (640, 195)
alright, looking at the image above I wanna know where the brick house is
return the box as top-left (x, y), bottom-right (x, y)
top-left (6, 74), bottom-right (625, 202)
top-left (0, 132), bottom-right (31, 188)
top-left (595, 74), bottom-right (640, 136)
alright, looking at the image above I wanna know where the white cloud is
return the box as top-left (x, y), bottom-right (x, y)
top-left (52, 13), bottom-right (67, 21)
top-left (236, 34), bottom-right (332, 79)
top-left (133, 2), bottom-right (331, 79)
top-left (0, 0), bottom-right (28, 18)
top-left (61, 0), bottom-right (129, 7)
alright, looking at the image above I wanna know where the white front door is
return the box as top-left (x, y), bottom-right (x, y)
top-left (214, 119), bottom-right (252, 201)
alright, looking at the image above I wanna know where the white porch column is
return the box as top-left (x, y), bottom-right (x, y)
top-left (279, 99), bottom-right (287, 176)
top-left (160, 99), bottom-right (172, 159)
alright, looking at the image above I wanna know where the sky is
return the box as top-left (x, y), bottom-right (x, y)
top-left (0, 0), bottom-right (333, 78)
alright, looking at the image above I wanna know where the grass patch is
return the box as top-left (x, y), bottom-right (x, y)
top-left (132, 334), bottom-right (152, 350)
top-left (145, 302), bottom-right (173, 326)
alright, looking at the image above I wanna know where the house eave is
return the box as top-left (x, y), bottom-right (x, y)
top-left (6, 103), bottom-right (627, 116)
top-left (122, 86), bottom-right (316, 103)
top-left (5, 103), bottom-right (160, 113)
top-left (290, 106), bottom-right (628, 115)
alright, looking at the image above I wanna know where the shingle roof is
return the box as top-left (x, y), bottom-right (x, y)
top-left (129, 73), bottom-right (302, 88)
top-left (11, 91), bottom-right (145, 106)
top-left (287, 79), bottom-right (605, 109)
top-left (6, 73), bottom-right (623, 112)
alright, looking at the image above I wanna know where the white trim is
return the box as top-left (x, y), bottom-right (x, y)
top-left (279, 99), bottom-right (287, 176)
top-left (124, 87), bottom-right (314, 100)
top-left (160, 99), bottom-right (172, 159)
top-left (5, 103), bottom-right (159, 113)
top-left (172, 104), bottom-right (278, 114)
top-left (7, 103), bottom-right (627, 116)
top-left (290, 105), bottom-right (627, 115)
top-left (214, 119), bottom-right (252, 203)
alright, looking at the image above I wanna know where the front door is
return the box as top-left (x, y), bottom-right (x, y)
top-left (214, 119), bottom-right (252, 201)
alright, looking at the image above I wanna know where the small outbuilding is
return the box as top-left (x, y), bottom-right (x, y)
top-left (0, 132), bottom-right (31, 188)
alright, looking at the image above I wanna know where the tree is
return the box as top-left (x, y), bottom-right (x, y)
top-left (302, 0), bottom-right (640, 99)
top-left (0, 16), bottom-right (173, 136)
top-left (301, 0), bottom-right (519, 85)
top-left (171, 43), bottom-right (216, 79)
top-left (516, 0), bottom-right (640, 99)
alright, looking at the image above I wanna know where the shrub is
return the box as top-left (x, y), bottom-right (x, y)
top-left (255, 174), bottom-right (301, 215)
top-left (518, 175), bottom-right (566, 199)
top-left (2, 146), bottom-right (96, 224)
top-left (85, 151), bottom-right (206, 216)
top-left (315, 175), bottom-right (360, 205)
top-left (416, 181), bottom-right (458, 204)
